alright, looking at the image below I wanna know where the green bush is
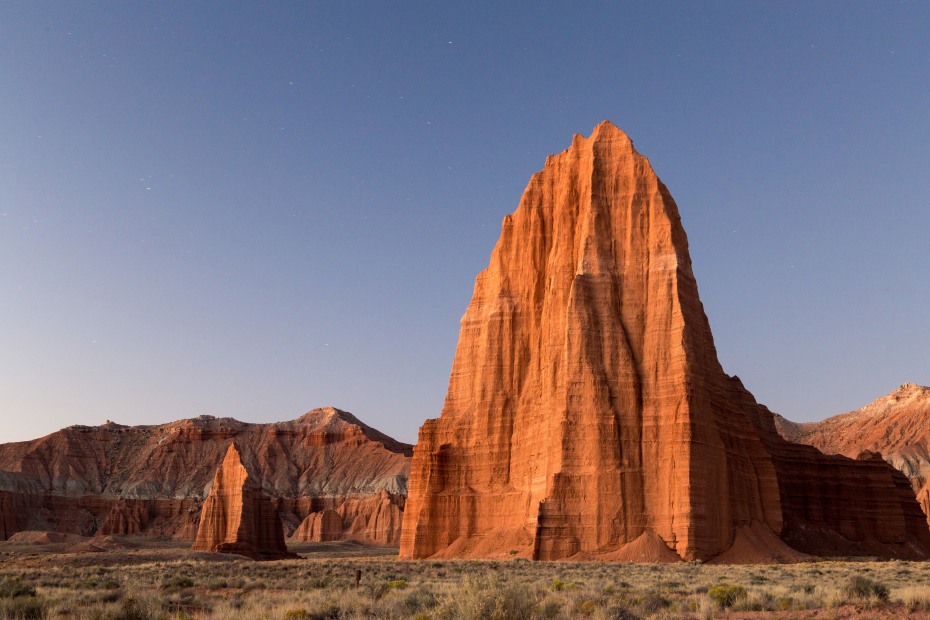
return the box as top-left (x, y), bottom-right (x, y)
top-left (707, 583), bottom-right (747, 608)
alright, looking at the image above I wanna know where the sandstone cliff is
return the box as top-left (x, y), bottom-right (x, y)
top-left (192, 444), bottom-right (293, 559)
top-left (0, 408), bottom-right (410, 545)
top-left (399, 121), bottom-right (930, 562)
top-left (776, 383), bottom-right (930, 527)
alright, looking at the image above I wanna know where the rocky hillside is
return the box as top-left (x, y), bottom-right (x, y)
top-left (776, 383), bottom-right (930, 526)
top-left (0, 408), bottom-right (411, 545)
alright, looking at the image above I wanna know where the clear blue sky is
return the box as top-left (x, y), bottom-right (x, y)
top-left (1, 2), bottom-right (928, 444)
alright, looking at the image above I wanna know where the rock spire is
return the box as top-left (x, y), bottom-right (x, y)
top-left (192, 444), bottom-right (294, 560)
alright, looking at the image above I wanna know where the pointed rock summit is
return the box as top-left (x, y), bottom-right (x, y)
top-left (400, 122), bottom-right (930, 562)
top-left (192, 444), bottom-right (294, 560)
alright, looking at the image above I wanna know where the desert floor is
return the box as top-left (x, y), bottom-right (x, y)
top-left (1, 537), bottom-right (929, 619)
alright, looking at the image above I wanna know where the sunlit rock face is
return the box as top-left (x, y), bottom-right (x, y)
top-left (400, 122), bottom-right (930, 562)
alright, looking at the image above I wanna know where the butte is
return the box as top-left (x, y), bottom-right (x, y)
top-left (399, 121), bottom-right (930, 562)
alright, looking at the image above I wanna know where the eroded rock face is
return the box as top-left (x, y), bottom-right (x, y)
top-left (399, 122), bottom-right (930, 562)
top-left (776, 383), bottom-right (930, 528)
top-left (0, 408), bottom-right (410, 544)
top-left (192, 444), bottom-right (293, 559)
top-left (290, 491), bottom-right (405, 545)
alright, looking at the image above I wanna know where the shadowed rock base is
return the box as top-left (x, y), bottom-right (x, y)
top-left (776, 383), bottom-right (930, 531)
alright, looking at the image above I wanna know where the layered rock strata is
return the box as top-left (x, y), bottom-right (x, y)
top-left (192, 444), bottom-right (293, 559)
top-left (776, 383), bottom-right (930, 528)
top-left (0, 408), bottom-right (410, 544)
top-left (289, 491), bottom-right (405, 545)
top-left (399, 121), bottom-right (930, 562)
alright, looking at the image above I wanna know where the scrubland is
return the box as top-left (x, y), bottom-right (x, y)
top-left (1, 540), bottom-right (929, 619)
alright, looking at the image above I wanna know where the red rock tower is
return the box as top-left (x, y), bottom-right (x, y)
top-left (399, 122), bottom-right (930, 561)
top-left (192, 443), bottom-right (293, 560)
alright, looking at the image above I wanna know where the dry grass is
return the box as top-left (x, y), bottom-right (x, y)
top-left (1, 539), bottom-right (929, 618)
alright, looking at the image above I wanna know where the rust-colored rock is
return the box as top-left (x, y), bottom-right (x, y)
top-left (293, 509), bottom-right (344, 542)
top-left (776, 383), bottom-right (930, 528)
top-left (289, 491), bottom-right (405, 545)
top-left (0, 408), bottom-right (410, 545)
top-left (192, 444), bottom-right (293, 559)
top-left (400, 121), bottom-right (930, 562)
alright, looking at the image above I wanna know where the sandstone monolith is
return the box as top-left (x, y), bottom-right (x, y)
top-left (399, 121), bottom-right (930, 562)
top-left (192, 444), bottom-right (293, 559)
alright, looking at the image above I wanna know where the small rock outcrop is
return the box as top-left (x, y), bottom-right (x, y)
top-left (290, 490), bottom-right (405, 545)
top-left (192, 444), bottom-right (293, 559)
top-left (399, 121), bottom-right (930, 562)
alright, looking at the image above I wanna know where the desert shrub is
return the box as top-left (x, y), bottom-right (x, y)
top-left (550, 578), bottom-right (565, 591)
top-left (96, 596), bottom-right (153, 620)
top-left (403, 587), bottom-right (438, 614)
top-left (306, 577), bottom-right (328, 589)
top-left (602, 605), bottom-right (641, 620)
top-left (306, 599), bottom-right (339, 620)
top-left (0, 577), bottom-right (36, 600)
top-left (1, 596), bottom-right (47, 620)
top-left (575, 599), bottom-right (597, 615)
top-left (368, 581), bottom-right (392, 601)
top-left (536, 598), bottom-right (561, 619)
top-left (437, 575), bottom-right (536, 620)
top-left (779, 596), bottom-right (796, 610)
top-left (897, 585), bottom-right (930, 611)
top-left (388, 579), bottom-right (407, 589)
top-left (638, 591), bottom-right (670, 614)
top-left (707, 583), bottom-right (747, 608)
top-left (732, 590), bottom-right (775, 612)
top-left (844, 576), bottom-right (889, 603)
top-left (92, 589), bottom-right (123, 604)
top-left (284, 610), bottom-right (309, 620)
top-left (160, 576), bottom-right (193, 590)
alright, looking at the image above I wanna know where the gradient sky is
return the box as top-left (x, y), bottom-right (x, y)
top-left (1, 2), bottom-right (928, 444)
